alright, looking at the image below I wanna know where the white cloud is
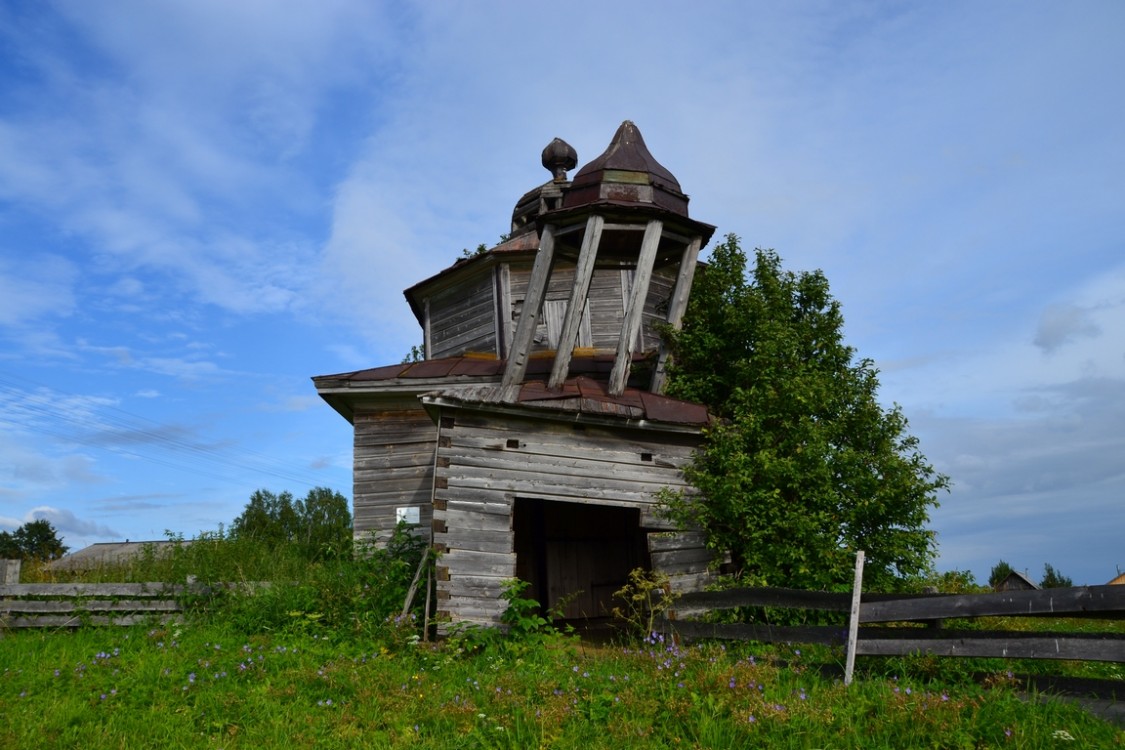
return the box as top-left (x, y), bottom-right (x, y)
top-left (27, 506), bottom-right (119, 539)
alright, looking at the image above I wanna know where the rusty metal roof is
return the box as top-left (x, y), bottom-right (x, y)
top-left (563, 120), bottom-right (689, 217)
top-left (313, 354), bottom-right (710, 427)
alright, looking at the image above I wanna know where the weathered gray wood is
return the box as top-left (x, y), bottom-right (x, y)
top-left (854, 631), bottom-right (1125, 662)
top-left (650, 547), bottom-right (714, 568)
top-left (860, 585), bottom-right (1125, 623)
top-left (1, 582), bottom-right (187, 597)
top-left (845, 550), bottom-right (865, 686)
top-left (647, 530), bottom-right (709, 552)
top-left (501, 224), bottom-right (558, 392)
top-left (495, 263), bottom-right (512, 359)
top-left (447, 431), bottom-right (696, 469)
top-left (666, 571), bottom-right (717, 593)
top-left (549, 215), bottom-right (605, 389)
top-left (1, 614), bottom-right (178, 628)
top-left (1, 559), bottom-right (19, 584)
top-left (669, 587), bottom-right (853, 617)
top-left (445, 453), bottom-right (685, 488)
top-left (440, 508), bottom-right (513, 532)
top-left (651, 235), bottom-right (702, 394)
top-left (609, 219), bottom-right (663, 396)
top-left (440, 549), bottom-right (516, 577)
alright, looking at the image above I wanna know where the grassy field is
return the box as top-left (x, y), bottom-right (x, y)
top-left (1, 540), bottom-right (1122, 748)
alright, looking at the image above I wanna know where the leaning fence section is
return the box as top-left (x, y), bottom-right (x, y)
top-left (659, 583), bottom-right (1125, 665)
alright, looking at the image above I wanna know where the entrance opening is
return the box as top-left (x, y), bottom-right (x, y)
top-left (513, 498), bottom-right (651, 623)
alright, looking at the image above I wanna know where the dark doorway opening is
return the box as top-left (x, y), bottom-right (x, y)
top-left (513, 498), bottom-right (651, 622)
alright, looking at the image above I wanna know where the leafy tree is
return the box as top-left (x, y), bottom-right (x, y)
top-left (661, 235), bottom-right (949, 592)
top-left (294, 486), bottom-right (353, 559)
top-left (989, 560), bottom-right (1016, 588)
top-left (1040, 563), bottom-right (1073, 589)
top-left (0, 531), bottom-right (21, 559)
top-left (230, 487), bottom-right (352, 561)
top-left (0, 519), bottom-right (69, 561)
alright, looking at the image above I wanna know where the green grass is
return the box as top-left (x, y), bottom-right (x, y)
top-left (2, 542), bottom-right (1122, 748)
top-left (1, 620), bottom-right (1121, 748)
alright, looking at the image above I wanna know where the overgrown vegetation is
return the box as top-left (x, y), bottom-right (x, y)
top-left (3, 532), bottom-right (1122, 747)
top-left (661, 235), bottom-right (949, 593)
top-left (2, 449), bottom-right (1119, 747)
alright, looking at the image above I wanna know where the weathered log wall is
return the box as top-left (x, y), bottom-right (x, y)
top-left (352, 401), bottom-right (437, 545)
top-left (430, 407), bottom-right (712, 626)
top-left (424, 259), bottom-right (678, 359)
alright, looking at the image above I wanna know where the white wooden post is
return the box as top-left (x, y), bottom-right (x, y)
top-left (844, 550), bottom-right (865, 686)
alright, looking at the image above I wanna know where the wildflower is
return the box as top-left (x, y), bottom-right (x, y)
top-left (1051, 730), bottom-right (1075, 741)
top-left (748, 715), bottom-right (756, 723)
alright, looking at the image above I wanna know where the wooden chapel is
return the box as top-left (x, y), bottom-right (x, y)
top-left (313, 121), bottom-right (720, 626)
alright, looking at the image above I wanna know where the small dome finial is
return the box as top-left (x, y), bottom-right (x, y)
top-left (542, 137), bottom-right (577, 182)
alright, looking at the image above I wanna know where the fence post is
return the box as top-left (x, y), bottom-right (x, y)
top-left (844, 550), bottom-right (865, 686)
top-left (1, 559), bottom-right (20, 584)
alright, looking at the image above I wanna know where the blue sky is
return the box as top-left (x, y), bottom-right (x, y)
top-left (1, 1), bottom-right (1122, 586)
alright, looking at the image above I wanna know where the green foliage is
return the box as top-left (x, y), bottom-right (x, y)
top-left (229, 487), bottom-right (352, 562)
top-left (450, 578), bottom-right (577, 654)
top-left (611, 567), bottom-right (680, 638)
top-left (661, 235), bottom-right (949, 592)
top-left (1040, 563), bottom-right (1074, 589)
top-left (219, 522), bottom-right (430, 638)
top-left (2, 623), bottom-right (1120, 749)
top-left (0, 519), bottom-right (68, 561)
top-left (402, 343), bottom-right (425, 363)
top-left (989, 560), bottom-right (1016, 587)
top-left (459, 242), bottom-right (489, 259)
top-left (500, 578), bottom-right (551, 636)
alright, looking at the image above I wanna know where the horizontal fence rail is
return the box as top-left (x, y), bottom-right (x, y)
top-left (0, 577), bottom-right (267, 630)
top-left (1, 582), bottom-right (190, 628)
top-left (660, 584), bottom-right (1125, 664)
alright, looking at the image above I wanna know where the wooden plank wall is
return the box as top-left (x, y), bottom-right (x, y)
top-left (431, 408), bottom-right (706, 626)
top-left (352, 403), bottom-right (437, 545)
top-left (428, 271), bottom-right (497, 359)
top-left (507, 263), bottom-right (676, 354)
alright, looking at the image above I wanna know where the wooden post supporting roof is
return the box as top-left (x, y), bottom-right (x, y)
top-left (650, 235), bottom-right (702, 395)
top-left (609, 219), bottom-right (663, 396)
top-left (500, 224), bottom-right (557, 396)
top-left (548, 215), bottom-right (605, 389)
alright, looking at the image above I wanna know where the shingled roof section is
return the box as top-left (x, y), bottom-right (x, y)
top-left (313, 355), bottom-right (711, 427)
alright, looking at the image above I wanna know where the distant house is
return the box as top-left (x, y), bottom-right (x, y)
top-left (313, 122), bottom-right (720, 628)
top-left (1107, 572), bottom-right (1125, 586)
top-left (45, 540), bottom-right (188, 573)
top-left (993, 570), bottom-right (1040, 592)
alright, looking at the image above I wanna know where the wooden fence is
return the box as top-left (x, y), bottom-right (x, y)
top-left (0, 560), bottom-right (261, 631)
top-left (0, 581), bottom-right (194, 629)
top-left (659, 583), bottom-right (1125, 664)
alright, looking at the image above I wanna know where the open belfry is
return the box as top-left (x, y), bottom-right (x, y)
top-left (314, 122), bottom-right (719, 627)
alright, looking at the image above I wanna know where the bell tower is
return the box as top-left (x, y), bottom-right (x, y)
top-left (501, 121), bottom-right (715, 397)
